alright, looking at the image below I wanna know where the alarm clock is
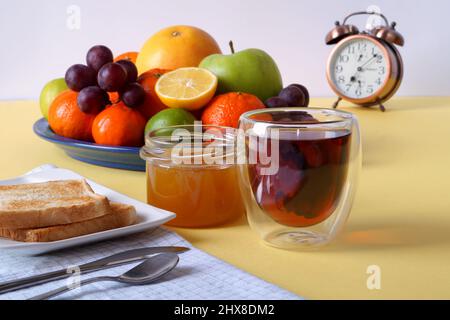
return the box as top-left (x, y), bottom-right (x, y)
top-left (325, 11), bottom-right (404, 111)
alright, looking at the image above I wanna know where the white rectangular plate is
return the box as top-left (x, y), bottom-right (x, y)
top-left (0, 165), bottom-right (175, 255)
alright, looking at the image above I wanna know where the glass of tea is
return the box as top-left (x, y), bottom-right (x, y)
top-left (238, 108), bottom-right (361, 249)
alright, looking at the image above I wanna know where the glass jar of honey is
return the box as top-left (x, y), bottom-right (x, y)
top-left (140, 125), bottom-right (245, 228)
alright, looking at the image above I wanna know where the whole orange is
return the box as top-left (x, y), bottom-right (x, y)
top-left (202, 92), bottom-right (266, 128)
top-left (136, 26), bottom-right (221, 74)
top-left (136, 68), bottom-right (171, 120)
top-left (92, 102), bottom-right (147, 147)
top-left (114, 51), bottom-right (138, 63)
top-left (48, 90), bottom-right (96, 141)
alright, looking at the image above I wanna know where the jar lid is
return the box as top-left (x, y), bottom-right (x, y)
top-left (140, 124), bottom-right (238, 168)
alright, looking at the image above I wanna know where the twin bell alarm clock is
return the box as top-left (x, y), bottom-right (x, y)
top-left (325, 11), bottom-right (404, 111)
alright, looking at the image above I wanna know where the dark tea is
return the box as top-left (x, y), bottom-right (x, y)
top-left (248, 129), bottom-right (351, 227)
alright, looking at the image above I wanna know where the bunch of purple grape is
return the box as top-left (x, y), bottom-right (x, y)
top-left (65, 45), bottom-right (146, 114)
top-left (265, 84), bottom-right (310, 108)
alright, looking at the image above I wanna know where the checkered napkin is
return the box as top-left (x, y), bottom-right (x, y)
top-left (0, 228), bottom-right (301, 300)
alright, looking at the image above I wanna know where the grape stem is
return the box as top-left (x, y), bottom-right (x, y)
top-left (229, 41), bottom-right (235, 54)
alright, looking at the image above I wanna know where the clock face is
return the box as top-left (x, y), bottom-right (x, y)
top-left (329, 37), bottom-right (389, 99)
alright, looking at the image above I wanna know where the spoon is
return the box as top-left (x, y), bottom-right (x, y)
top-left (29, 253), bottom-right (179, 300)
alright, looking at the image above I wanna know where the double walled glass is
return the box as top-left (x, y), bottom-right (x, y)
top-left (238, 108), bottom-right (361, 249)
top-left (140, 125), bottom-right (245, 228)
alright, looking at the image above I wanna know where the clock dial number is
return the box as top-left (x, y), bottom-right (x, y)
top-left (345, 84), bottom-right (352, 92)
top-left (339, 55), bottom-right (349, 63)
top-left (357, 42), bottom-right (367, 51)
top-left (331, 39), bottom-right (389, 99)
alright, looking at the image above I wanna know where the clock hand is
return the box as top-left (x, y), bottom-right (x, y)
top-left (350, 54), bottom-right (379, 80)
top-left (357, 54), bottom-right (378, 71)
top-left (355, 80), bottom-right (363, 96)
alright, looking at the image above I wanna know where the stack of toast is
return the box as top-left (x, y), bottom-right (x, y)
top-left (0, 180), bottom-right (136, 242)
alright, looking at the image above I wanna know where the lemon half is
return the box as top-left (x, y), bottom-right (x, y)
top-left (155, 67), bottom-right (218, 110)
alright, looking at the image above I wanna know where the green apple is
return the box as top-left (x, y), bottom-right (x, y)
top-left (199, 42), bottom-right (283, 101)
top-left (39, 78), bottom-right (68, 119)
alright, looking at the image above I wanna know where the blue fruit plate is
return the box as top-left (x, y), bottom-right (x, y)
top-left (33, 118), bottom-right (146, 171)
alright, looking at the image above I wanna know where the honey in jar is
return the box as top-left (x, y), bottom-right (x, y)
top-left (140, 125), bottom-right (245, 228)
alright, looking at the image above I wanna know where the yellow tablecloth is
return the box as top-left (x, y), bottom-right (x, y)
top-left (1, 97), bottom-right (449, 299)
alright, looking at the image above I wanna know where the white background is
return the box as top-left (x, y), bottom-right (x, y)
top-left (0, 0), bottom-right (449, 100)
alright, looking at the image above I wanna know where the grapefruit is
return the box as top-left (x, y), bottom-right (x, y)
top-left (136, 25), bottom-right (221, 74)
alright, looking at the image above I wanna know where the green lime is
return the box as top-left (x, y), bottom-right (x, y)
top-left (39, 78), bottom-right (68, 120)
top-left (145, 108), bottom-right (196, 136)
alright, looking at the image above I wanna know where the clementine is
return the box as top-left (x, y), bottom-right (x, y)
top-left (136, 26), bottom-right (221, 74)
top-left (92, 102), bottom-right (146, 147)
top-left (48, 90), bottom-right (96, 141)
top-left (136, 68), bottom-right (171, 120)
top-left (201, 92), bottom-right (266, 128)
top-left (114, 51), bottom-right (138, 63)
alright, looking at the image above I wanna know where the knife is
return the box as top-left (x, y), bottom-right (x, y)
top-left (0, 246), bottom-right (189, 295)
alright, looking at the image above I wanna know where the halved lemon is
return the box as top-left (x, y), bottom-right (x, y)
top-left (155, 67), bottom-right (218, 110)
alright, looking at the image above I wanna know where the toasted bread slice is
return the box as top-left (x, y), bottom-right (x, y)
top-left (0, 180), bottom-right (111, 229)
top-left (0, 202), bottom-right (137, 242)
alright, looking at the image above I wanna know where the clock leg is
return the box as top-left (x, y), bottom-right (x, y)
top-left (376, 99), bottom-right (386, 112)
top-left (332, 97), bottom-right (342, 109)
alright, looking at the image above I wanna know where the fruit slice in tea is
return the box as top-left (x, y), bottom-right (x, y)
top-left (248, 129), bottom-right (351, 227)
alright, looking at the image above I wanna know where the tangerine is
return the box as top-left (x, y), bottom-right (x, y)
top-left (92, 102), bottom-right (146, 147)
top-left (136, 68), bottom-right (171, 120)
top-left (114, 51), bottom-right (138, 63)
top-left (48, 90), bottom-right (96, 141)
top-left (201, 92), bottom-right (265, 128)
